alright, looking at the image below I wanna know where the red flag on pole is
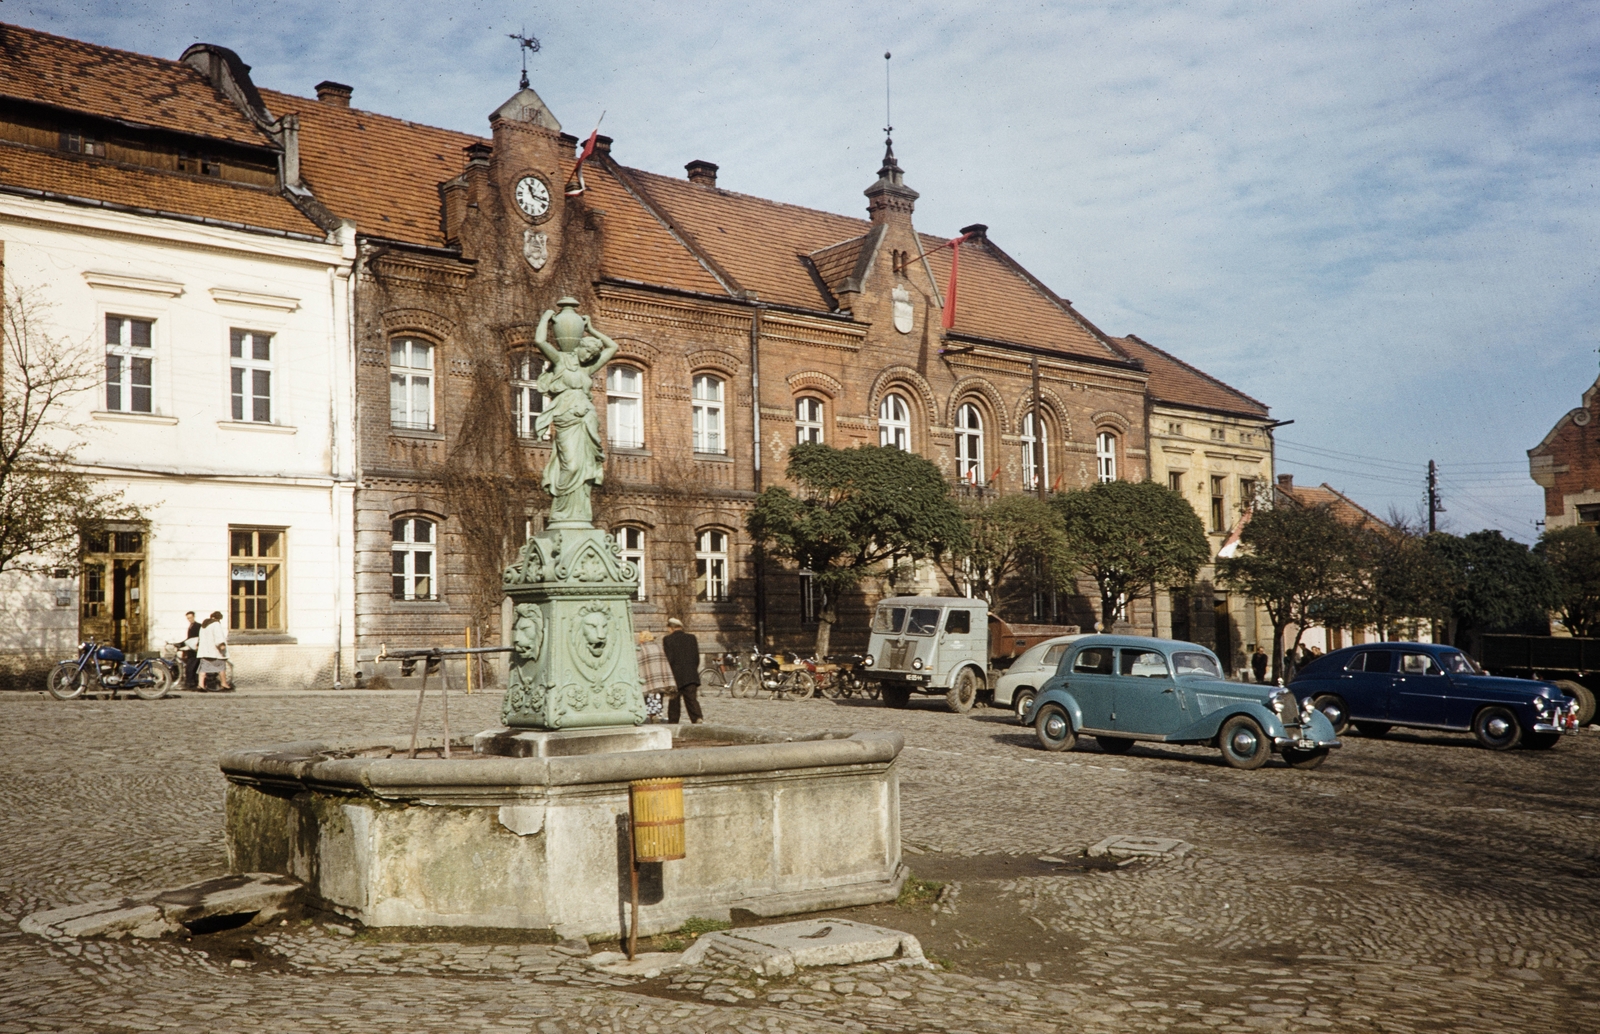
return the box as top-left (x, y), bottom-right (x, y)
top-left (565, 116), bottom-right (605, 196)
top-left (940, 233), bottom-right (971, 330)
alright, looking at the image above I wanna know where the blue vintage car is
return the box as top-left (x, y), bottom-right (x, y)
top-left (1290, 642), bottom-right (1580, 750)
top-left (1023, 635), bottom-right (1341, 769)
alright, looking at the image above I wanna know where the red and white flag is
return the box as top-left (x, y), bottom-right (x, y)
top-left (1217, 505), bottom-right (1253, 559)
top-left (565, 117), bottom-right (604, 196)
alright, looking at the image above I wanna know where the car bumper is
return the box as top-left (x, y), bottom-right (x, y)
top-left (1271, 732), bottom-right (1341, 751)
top-left (1533, 720), bottom-right (1578, 734)
top-left (873, 672), bottom-right (930, 685)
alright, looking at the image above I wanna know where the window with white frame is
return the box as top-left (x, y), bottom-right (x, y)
top-left (511, 352), bottom-right (548, 439)
top-left (956, 402), bottom-right (984, 482)
top-left (1020, 411), bottom-right (1049, 490)
top-left (230, 329), bottom-right (273, 423)
top-left (391, 517), bottom-right (437, 600)
top-left (878, 393), bottom-right (910, 449)
top-left (613, 526), bottom-right (646, 600)
top-left (692, 373), bottom-right (725, 454)
top-left (104, 315), bottom-right (153, 413)
top-left (1096, 431), bottom-right (1117, 483)
top-left (796, 397), bottom-right (824, 444)
top-left (606, 364), bottom-right (643, 448)
top-left (389, 338), bottom-right (434, 431)
top-left (695, 529), bottom-right (728, 602)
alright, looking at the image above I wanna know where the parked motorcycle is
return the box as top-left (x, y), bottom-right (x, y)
top-left (47, 638), bottom-right (175, 700)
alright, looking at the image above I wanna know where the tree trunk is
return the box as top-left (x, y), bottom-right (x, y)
top-left (1270, 619), bottom-right (1289, 683)
top-left (813, 599), bottom-right (837, 658)
top-left (1100, 590), bottom-right (1118, 632)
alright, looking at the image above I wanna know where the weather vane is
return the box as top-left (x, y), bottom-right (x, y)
top-left (509, 28), bottom-right (541, 90)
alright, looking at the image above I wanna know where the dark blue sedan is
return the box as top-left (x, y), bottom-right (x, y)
top-left (1290, 642), bottom-right (1579, 750)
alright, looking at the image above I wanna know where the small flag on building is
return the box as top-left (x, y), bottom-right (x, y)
top-left (941, 232), bottom-right (974, 330)
top-left (1216, 506), bottom-right (1253, 559)
top-left (564, 116), bottom-right (605, 196)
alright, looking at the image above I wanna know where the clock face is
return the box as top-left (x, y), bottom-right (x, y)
top-left (514, 175), bottom-right (551, 219)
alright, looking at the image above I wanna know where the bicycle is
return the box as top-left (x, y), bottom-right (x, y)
top-left (698, 652), bottom-right (736, 695)
top-left (816, 654), bottom-right (872, 700)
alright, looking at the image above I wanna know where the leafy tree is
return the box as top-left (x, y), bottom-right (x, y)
top-left (1425, 530), bottom-right (1555, 644)
top-left (1346, 521), bottom-right (1453, 640)
top-left (0, 285), bottom-right (137, 578)
top-left (1535, 526), bottom-right (1600, 637)
top-left (746, 443), bottom-right (967, 655)
top-left (1218, 502), bottom-right (1360, 681)
top-left (1052, 480), bottom-right (1208, 633)
top-left (937, 493), bottom-right (1075, 620)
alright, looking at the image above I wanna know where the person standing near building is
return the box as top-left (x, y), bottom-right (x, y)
top-left (181, 611), bottom-right (201, 690)
top-left (661, 617), bottom-right (702, 724)
top-left (1251, 645), bottom-right (1268, 685)
top-left (636, 629), bottom-right (674, 723)
top-left (197, 611), bottom-right (230, 692)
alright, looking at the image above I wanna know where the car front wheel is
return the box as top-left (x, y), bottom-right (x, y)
top-left (1035, 703), bottom-right (1076, 752)
top-left (1472, 706), bottom-right (1522, 751)
top-left (1013, 689), bottom-right (1035, 725)
top-left (1310, 694), bottom-right (1349, 734)
top-left (1218, 715), bottom-right (1270, 770)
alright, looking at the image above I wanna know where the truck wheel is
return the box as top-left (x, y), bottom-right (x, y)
top-left (1554, 680), bottom-right (1595, 726)
top-left (883, 684), bottom-right (911, 709)
top-left (946, 668), bottom-right (979, 714)
top-left (1035, 703), bottom-right (1076, 752)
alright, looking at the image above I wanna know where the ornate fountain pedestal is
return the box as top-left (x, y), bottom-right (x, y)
top-left (500, 526), bottom-right (646, 730)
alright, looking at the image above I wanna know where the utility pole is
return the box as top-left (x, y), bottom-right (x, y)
top-left (1427, 460), bottom-right (1445, 533)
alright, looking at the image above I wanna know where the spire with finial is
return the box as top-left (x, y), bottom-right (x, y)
top-left (865, 51), bottom-right (918, 223)
top-left (509, 29), bottom-right (541, 90)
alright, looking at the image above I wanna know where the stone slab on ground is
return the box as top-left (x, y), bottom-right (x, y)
top-left (473, 725), bottom-right (672, 757)
top-left (19, 872), bottom-right (301, 940)
top-left (677, 918), bottom-right (926, 977)
top-left (584, 950), bottom-right (684, 978)
top-left (1086, 834), bottom-right (1192, 861)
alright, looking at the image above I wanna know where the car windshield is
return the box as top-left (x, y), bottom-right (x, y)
top-left (1172, 651), bottom-right (1223, 678)
top-left (1438, 650), bottom-right (1478, 674)
top-left (905, 609), bottom-right (942, 635)
top-left (872, 607), bottom-right (905, 634)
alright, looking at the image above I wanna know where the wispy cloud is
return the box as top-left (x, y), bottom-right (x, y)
top-left (18, 0), bottom-right (1599, 537)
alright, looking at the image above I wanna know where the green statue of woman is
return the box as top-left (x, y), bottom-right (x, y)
top-left (532, 299), bottom-right (619, 526)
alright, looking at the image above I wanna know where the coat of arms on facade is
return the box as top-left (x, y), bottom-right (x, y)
top-left (892, 285), bottom-right (914, 334)
top-left (523, 229), bottom-right (549, 271)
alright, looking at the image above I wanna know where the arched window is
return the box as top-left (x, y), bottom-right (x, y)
top-left (389, 338), bottom-right (434, 430)
top-left (695, 529), bottom-right (728, 602)
top-left (606, 364), bottom-right (643, 448)
top-left (692, 374), bottom-right (725, 454)
top-left (391, 517), bottom-right (437, 600)
top-left (1021, 411), bottom-right (1050, 490)
top-left (956, 402), bottom-right (984, 482)
top-left (613, 526), bottom-right (646, 601)
top-left (878, 392), bottom-right (910, 449)
top-left (795, 397), bottom-right (824, 444)
top-left (1096, 431), bottom-right (1117, 483)
top-left (511, 352), bottom-right (547, 439)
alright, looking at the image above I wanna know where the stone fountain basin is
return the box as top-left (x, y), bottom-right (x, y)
top-left (219, 724), bottom-right (904, 940)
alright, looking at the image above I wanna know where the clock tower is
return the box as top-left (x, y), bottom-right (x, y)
top-left (489, 85), bottom-right (567, 276)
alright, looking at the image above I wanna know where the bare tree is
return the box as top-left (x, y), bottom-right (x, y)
top-left (0, 284), bottom-right (137, 577)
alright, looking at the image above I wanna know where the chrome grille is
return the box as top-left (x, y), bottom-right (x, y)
top-left (882, 640), bottom-right (912, 670)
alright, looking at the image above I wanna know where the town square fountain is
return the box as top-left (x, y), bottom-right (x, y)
top-left (218, 300), bottom-right (906, 940)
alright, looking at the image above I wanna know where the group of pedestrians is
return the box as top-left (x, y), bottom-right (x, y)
top-left (636, 617), bottom-right (703, 724)
top-left (176, 610), bottom-right (232, 692)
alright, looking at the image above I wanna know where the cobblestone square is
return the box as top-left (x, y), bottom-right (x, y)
top-left (1, 689), bottom-right (1596, 1033)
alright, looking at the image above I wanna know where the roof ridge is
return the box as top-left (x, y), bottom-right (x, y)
top-left (604, 159), bottom-right (741, 298)
top-left (257, 88), bottom-right (488, 142)
top-left (809, 233), bottom-right (869, 258)
top-left (0, 21), bottom-right (197, 74)
top-left (623, 164), bottom-right (871, 232)
top-left (1122, 333), bottom-right (1270, 413)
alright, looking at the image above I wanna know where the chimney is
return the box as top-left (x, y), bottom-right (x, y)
top-left (1277, 474), bottom-right (1294, 490)
top-left (960, 223), bottom-right (988, 241)
top-left (591, 135), bottom-right (613, 159)
top-left (315, 81), bottom-right (353, 107)
top-left (685, 160), bottom-right (719, 187)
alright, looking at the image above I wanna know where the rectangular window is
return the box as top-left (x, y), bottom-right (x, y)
top-left (389, 338), bottom-right (434, 431)
top-left (1578, 504), bottom-right (1600, 525)
top-left (229, 329), bottom-right (273, 422)
top-left (796, 398), bottom-right (824, 445)
top-left (692, 374), bottom-right (725, 454)
top-left (1210, 476), bottom-right (1226, 533)
top-left (1239, 478), bottom-right (1257, 508)
top-left (606, 365), bottom-right (644, 448)
top-left (104, 315), bottom-right (153, 413)
top-left (391, 517), bottom-right (437, 601)
top-left (1168, 471), bottom-right (1183, 493)
top-left (1210, 428), bottom-right (1227, 442)
top-left (695, 529), bottom-right (728, 602)
top-left (61, 131), bottom-right (107, 157)
top-left (229, 527), bottom-right (284, 632)
top-left (613, 526), bottom-right (646, 601)
top-left (511, 354), bottom-right (548, 439)
top-left (1167, 421), bottom-right (1183, 436)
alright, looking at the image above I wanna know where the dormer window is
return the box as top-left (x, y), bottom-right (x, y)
top-left (60, 132), bottom-right (106, 158)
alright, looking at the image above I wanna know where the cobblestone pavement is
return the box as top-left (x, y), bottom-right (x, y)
top-left (1, 688), bottom-right (1597, 1032)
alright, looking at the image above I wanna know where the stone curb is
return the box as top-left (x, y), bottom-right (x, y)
top-left (19, 873), bottom-right (302, 942)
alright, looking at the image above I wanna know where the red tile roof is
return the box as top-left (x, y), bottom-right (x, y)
top-left (1114, 334), bottom-right (1269, 417)
top-left (1277, 478), bottom-right (1384, 529)
top-left (0, 143), bottom-right (322, 236)
top-left (259, 88), bottom-right (483, 247)
top-left (0, 23), bottom-right (273, 148)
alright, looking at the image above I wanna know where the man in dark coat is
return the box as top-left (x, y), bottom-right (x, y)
top-left (182, 610), bottom-right (201, 690)
top-left (661, 617), bottom-right (702, 724)
top-left (1251, 645), bottom-right (1268, 684)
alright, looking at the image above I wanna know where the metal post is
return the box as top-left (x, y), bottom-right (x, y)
top-left (627, 793), bottom-right (640, 960)
top-left (408, 658), bottom-right (430, 759)
top-left (750, 304), bottom-right (766, 647)
top-left (439, 652), bottom-right (451, 760)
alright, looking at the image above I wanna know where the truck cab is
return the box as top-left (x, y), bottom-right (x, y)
top-left (862, 596), bottom-right (990, 712)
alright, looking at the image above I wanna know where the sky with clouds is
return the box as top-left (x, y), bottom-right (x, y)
top-left (13, 0), bottom-right (1598, 539)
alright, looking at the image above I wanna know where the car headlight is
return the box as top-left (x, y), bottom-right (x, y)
top-left (1300, 698), bottom-right (1317, 724)
top-left (912, 657), bottom-right (924, 670)
top-left (861, 654), bottom-right (873, 667)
